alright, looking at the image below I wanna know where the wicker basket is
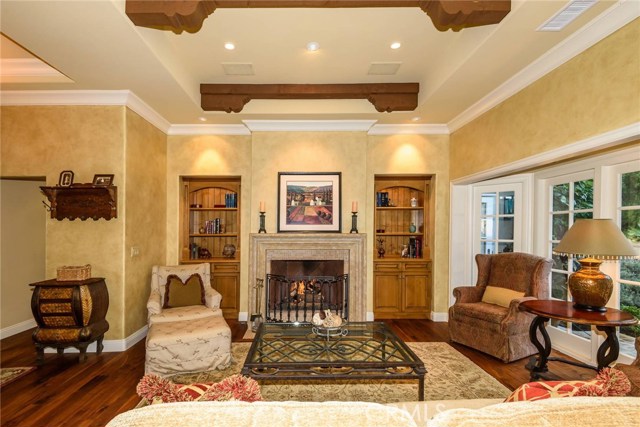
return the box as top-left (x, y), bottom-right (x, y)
top-left (57, 264), bottom-right (91, 281)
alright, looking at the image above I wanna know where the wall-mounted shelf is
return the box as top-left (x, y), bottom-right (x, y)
top-left (41, 185), bottom-right (117, 221)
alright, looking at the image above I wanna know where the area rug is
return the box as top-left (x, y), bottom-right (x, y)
top-left (0, 367), bottom-right (35, 387)
top-left (168, 342), bottom-right (510, 403)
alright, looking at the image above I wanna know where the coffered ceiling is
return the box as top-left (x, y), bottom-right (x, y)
top-left (0, 0), bottom-right (635, 129)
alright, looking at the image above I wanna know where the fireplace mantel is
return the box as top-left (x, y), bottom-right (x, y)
top-left (249, 233), bottom-right (367, 321)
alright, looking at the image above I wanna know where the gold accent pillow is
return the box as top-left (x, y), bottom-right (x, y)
top-left (481, 286), bottom-right (524, 308)
top-left (163, 274), bottom-right (206, 308)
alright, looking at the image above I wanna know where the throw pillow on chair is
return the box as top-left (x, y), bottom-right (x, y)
top-left (163, 274), bottom-right (206, 308)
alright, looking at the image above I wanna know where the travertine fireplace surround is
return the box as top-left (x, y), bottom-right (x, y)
top-left (249, 233), bottom-right (367, 321)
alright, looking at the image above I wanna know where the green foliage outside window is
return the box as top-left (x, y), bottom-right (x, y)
top-left (621, 305), bottom-right (640, 336)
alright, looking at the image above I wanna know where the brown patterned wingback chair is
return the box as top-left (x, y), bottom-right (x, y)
top-left (448, 252), bottom-right (553, 363)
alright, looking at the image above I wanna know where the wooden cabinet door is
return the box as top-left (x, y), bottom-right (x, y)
top-left (374, 272), bottom-right (402, 315)
top-left (403, 272), bottom-right (430, 315)
top-left (211, 262), bottom-right (239, 318)
top-left (212, 273), bottom-right (239, 318)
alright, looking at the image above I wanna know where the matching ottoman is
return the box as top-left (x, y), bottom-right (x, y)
top-left (145, 315), bottom-right (232, 377)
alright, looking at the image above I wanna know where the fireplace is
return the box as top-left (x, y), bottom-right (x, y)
top-left (265, 273), bottom-right (348, 323)
top-left (249, 234), bottom-right (367, 321)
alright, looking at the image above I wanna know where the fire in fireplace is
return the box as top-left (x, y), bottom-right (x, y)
top-left (265, 274), bottom-right (349, 323)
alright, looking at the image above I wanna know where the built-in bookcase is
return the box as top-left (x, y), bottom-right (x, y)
top-left (373, 175), bottom-right (433, 319)
top-left (180, 177), bottom-right (240, 318)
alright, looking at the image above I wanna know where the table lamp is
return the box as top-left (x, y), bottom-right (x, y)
top-left (553, 218), bottom-right (638, 312)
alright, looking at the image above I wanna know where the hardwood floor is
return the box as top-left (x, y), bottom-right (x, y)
top-left (1, 320), bottom-right (594, 426)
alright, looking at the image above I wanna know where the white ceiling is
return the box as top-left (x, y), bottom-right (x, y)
top-left (0, 0), bottom-right (635, 128)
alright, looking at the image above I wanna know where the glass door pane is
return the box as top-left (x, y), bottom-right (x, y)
top-left (548, 178), bottom-right (593, 340)
top-left (479, 191), bottom-right (515, 255)
top-left (472, 181), bottom-right (525, 284)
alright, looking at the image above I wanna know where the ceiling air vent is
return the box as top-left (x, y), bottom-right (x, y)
top-left (222, 63), bottom-right (255, 76)
top-left (537, 0), bottom-right (597, 32)
top-left (368, 62), bottom-right (402, 76)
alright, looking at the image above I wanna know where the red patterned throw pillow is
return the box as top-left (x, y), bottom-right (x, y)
top-left (505, 368), bottom-right (631, 402)
top-left (136, 374), bottom-right (262, 404)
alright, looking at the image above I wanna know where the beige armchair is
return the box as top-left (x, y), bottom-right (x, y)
top-left (145, 263), bottom-right (231, 376)
top-left (448, 252), bottom-right (553, 363)
top-left (147, 263), bottom-right (222, 325)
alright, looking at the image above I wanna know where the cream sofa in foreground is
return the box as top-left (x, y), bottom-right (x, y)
top-left (107, 396), bottom-right (640, 427)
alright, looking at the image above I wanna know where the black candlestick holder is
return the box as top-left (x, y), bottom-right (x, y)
top-left (258, 212), bottom-right (266, 233)
top-left (350, 212), bottom-right (358, 233)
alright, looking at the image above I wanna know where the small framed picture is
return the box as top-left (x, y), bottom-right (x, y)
top-left (92, 174), bottom-right (114, 186)
top-left (58, 170), bottom-right (74, 187)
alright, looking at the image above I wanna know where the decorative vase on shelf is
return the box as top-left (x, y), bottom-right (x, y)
top-left (409, 223), bottom-right (417, 233)
top-left (222, 244), bottom-right (236, 258)
top-left (410, 197), bottom-right (417, 207)
top-left (376, 238), bottom-right (386, 258)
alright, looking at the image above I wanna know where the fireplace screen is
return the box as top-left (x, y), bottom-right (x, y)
top-left (265, 274), bottom-right (348, 323)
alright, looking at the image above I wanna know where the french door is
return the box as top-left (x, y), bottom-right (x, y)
top-left (535, 149), bottom-right (639, 364)
top-left (471, 177), bottom-right (529, 280)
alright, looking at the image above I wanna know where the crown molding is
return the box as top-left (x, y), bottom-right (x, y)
top-left (168, 124), bottom-right (251, 135)
top-left (242, 120), bottom-right (377, 132)
top-left (451, 122), bottom-right (640, 185)
top-left (447, 0), bottom-right (640, 133)
top-left (0, 90), bottom-right (171, 133)
top-left (0, 89), bottom-right (129, 106)
top-left (0, 58), bottom-right (72, 83)
top-left (124, 92), bottom-right (172, 133)
top-left (368, 124), bottom-right (450, 135)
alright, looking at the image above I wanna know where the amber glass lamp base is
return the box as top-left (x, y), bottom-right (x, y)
top-left (568, 258), bottom-right (612, 312)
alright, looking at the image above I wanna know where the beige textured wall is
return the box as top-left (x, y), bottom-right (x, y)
top-left (166, 134), bottom-right (252, 310)
top-left (1, 106), bottom-right (126, 339)
top-left (124, 109), bottom-right (167, 336)
top-left (367, 134), bottom-right (450, 313)
top-left (0, 179), bottom-right (46, 330)
top-left (450, 19), bottom-right (640, 180)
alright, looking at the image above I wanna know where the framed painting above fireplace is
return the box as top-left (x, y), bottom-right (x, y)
top-left (277, 172), bottom-right (341, 232)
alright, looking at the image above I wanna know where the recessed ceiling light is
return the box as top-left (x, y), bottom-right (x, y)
top-left (411, 117), bottom-right (421, 122)
top-left (199, 117), bottom-right (207, 122)
top-left (306, 41), bottom-right (320, 52)
top-left (390, 42), bottom-right (402, 50)
top-left (224, 42), bottom-right (235, 50)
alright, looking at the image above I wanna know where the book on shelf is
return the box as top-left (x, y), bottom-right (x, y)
top-left (407, 236), bottom-right (422, 259)
top-left (225, 193), bottom-right (238, 208)
top-left (203, 218), bottom-right (224, 234)
top-left (376, 192), bottom-right (389, 207)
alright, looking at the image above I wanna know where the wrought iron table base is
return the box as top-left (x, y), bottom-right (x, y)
top-left (526, 315), bottom-right (618, 381)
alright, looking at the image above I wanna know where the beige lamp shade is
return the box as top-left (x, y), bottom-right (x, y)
top-left (553, 219), bottom-right (638, 260)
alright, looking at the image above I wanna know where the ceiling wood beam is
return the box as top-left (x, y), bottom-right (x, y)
top-left (418, 1), bottom-right (511, 32)
top-left (200, 83), bottom-right (419, 113)
top-left (126, 1), bottom-right (510, 33)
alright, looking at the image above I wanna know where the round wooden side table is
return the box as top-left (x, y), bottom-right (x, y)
top-left (519, 299), bottom-right (637, 381)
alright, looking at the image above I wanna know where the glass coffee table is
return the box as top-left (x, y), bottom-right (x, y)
top-left (241, 321), bottom-right (426, 400)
